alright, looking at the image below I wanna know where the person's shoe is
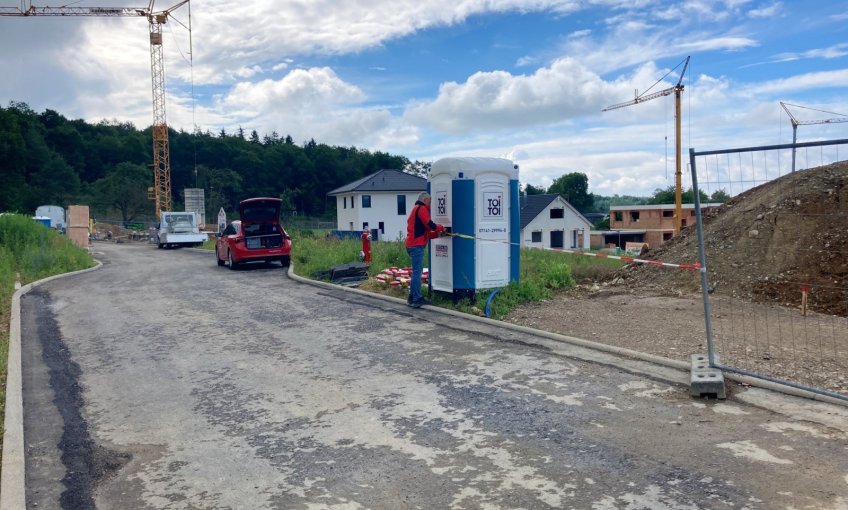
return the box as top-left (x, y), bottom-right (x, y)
top-left (411, 298), bottom-right (431, 308)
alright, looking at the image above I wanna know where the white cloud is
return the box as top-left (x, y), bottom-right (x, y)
top-left (224, 67), bottom-right (365, 112)
top-left (186, 0), bottom-right (587, 86)
top-left (214, 67), bottom-right (404, 147)
top-left (747, 2), bottom-right (782, 18)
top-left (773, 43), bottom-right (848, 62)
top-left (746, 69), bottom-right (848, 95)
top-left (405, 58), bottom-right (614, 133)
top-left (677, 36), bottom-right (757, 53)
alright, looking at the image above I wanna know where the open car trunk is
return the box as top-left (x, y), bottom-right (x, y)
top-left (239, 197), bottom-right (285, 250)
top-left (242, 223), bottom-right (284, 249)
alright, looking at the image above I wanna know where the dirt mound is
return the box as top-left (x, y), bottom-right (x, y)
top-left (612, 161), bottom-right (848, 316)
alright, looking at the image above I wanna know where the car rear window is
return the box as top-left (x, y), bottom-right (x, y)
top-left (242, 205), bottom-right (279, 223)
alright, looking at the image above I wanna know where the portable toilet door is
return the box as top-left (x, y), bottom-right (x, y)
top-left (476, 172), bottom-right (511, 289)
top-left (429, 170), bottom-right (454, 293)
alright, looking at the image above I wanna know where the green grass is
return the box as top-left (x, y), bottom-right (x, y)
top-left (292, 234), bottom-right (626, 319)
top-left (0, 214), bottom-right (96, 468)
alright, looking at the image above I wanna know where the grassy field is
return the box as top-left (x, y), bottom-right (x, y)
top-left (0, 214), bottom-right (95, 466)
top-left (289, 229), bottom-right (625, 319)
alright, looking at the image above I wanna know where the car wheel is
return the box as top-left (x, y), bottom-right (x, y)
top-left (157, 243), bottom-right (164, 249)
top-left (281, 256), bottom-right (290, 268)
top-left (216, 250), bottom-right (225, 266)
top-left (228, 250), bottom-right (238, 270)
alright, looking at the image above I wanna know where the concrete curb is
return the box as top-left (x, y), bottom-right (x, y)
top-left (287, 266), bottom-right (848, 408)
top-left (1, 261), bottom-right (103, 510)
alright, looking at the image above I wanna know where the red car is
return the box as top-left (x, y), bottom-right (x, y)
top-left (216, 197), bottom-right (292, 269)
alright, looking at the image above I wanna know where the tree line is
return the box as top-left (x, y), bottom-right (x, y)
top-left (0, 102), bottom-right (418, 224)
top-left (1, 101), bottom-right (728, 227)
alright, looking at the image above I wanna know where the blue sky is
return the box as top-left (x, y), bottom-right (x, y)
top-left (1, 0), bottom-right (846, 197)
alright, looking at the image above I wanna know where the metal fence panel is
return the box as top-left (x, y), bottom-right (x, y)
top-left (689, 139), bottom-right (848, 401)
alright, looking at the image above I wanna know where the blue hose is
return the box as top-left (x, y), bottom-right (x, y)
top-left (484, 288), bottom-right (501, 318)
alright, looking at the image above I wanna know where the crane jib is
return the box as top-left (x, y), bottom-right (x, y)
top-left (0, 7), bottom-right (147, 16)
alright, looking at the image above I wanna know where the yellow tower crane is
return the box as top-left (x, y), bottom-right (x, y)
top-left (0, 0), bottom-right (190, 219)
top-left (780, 101), bottom-right (848, 173)
top-left (603, 56), bottom-right (690, 235)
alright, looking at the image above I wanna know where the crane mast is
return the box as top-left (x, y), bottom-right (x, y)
top-left (149, 12), bottom-right (172, 216)
top-left (1, 0), bottom-right (190, 219)
top-left (780, 101), bottom-right (848, 173)
top-left (604, 56), bottom-right (690, 236)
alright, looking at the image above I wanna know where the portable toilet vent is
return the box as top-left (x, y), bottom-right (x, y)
top-left (429, 157), bottom-right (520, 300)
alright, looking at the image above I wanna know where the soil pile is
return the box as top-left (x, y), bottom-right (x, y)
top-left (612, 161), bottom-right (848, 316)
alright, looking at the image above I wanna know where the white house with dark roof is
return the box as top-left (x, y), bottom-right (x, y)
top-left (327, 169), bottom-right (427, 241)
top-left (520, 194), bottom-right (593, 250)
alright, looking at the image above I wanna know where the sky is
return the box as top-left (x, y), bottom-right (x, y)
top-left (1, 0), bottom-right (847, 197)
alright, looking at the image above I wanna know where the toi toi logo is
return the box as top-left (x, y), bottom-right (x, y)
top-left (437, 196), bottom-right (447, 215)
top-left (487, 196), bottom-right (502, 216)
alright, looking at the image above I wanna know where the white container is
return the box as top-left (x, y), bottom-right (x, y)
top-left (35, 205), bottom-right (66, 231)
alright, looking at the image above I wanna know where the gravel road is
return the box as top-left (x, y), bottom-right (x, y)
top-left (19, 241), bottom-right (848, 509)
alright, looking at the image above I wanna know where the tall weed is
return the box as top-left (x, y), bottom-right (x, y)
top-left (292, 235), bottom-right (411, 279)
top-left (0, 214), bottom-right (95, 449)
top-left (0, 215), bottom-right (95, 283)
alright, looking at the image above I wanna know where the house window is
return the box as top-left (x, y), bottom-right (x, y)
top-left (343, 197), bottom-right (347, 209)
top-left (531, 231), bottom-right (542, 243)
top-left (351, 195), bottom-right (355, 208)
top-left (378, 222), bottom-right (385, 234)
top-left (630, 211), bottom-right (640, 222)
top-left (663, 232), bottom-right (673, 241)
top-left (550, 208), bottom-right (564, 219)
top-left (663, 210), bottom-right (673, 217)
top-left (614, 211), bottom-right (623, 222)
top-left (362, 195), bottom-right (371, 208)
top-left (397, 195), bottom-right (406, 215)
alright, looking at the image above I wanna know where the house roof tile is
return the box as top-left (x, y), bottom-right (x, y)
top-left (520, 194), bottom-right (593, 229)
top-left (327, 169), bottom-right (427, 195)
top-left (520, 194), bottom-right (558, 229)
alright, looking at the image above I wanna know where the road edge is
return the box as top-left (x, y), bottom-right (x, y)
top-left (1, 260), bottom-right (103, 510)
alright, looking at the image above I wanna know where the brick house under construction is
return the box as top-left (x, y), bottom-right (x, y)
top-left (603, 203), bottom-right (722, 249)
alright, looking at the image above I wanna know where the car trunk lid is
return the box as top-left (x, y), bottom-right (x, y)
top-left (239, 198), bottom-right (282, 225)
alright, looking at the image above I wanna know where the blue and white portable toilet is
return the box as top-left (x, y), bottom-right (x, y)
top-left (428, 157), bottom-right (520, 300)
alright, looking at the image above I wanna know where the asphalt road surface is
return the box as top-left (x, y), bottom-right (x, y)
top-left (19, 241), bottom-right (848, 509)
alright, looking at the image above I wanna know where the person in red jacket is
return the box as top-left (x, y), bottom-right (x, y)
top-left (405, 192), bottom-right (445, 307)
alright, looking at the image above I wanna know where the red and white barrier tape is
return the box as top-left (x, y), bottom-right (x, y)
top-left (446, 232), bottom-right (701, 271)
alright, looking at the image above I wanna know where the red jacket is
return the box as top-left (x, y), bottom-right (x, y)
top-left (405, 201), bottom-right (443, 248)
